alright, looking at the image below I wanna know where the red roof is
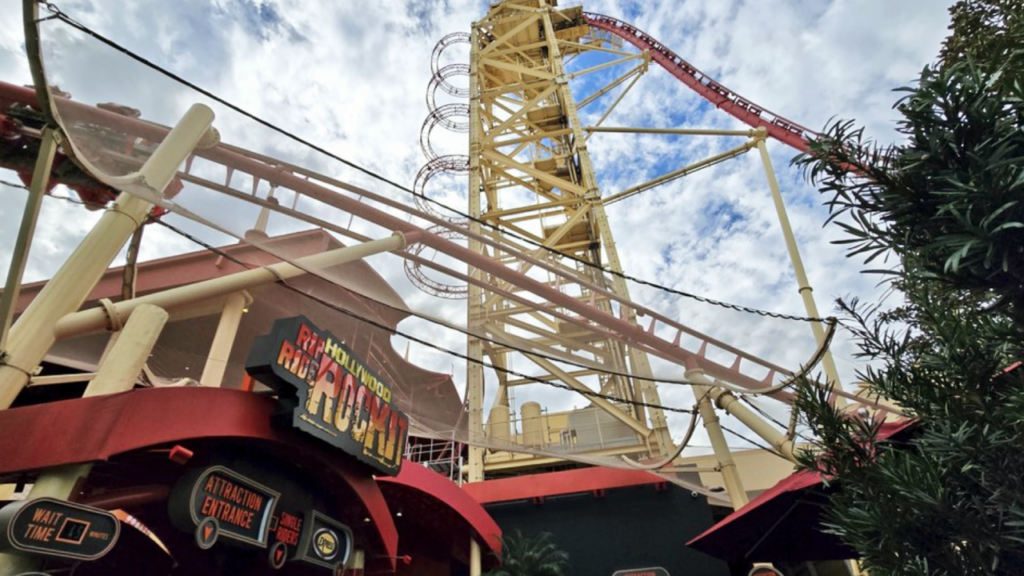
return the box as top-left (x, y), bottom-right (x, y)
top-left (687, 418), bottom-right (919, 563)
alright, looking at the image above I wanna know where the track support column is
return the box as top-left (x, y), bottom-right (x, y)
top-left (0, 127), bottom-right (57, 355)
top-left (466, 21), bottom-right (487, 484)
top-left (200, 291), bottom-right (251, 387)
top-left (0, 104), bottom-right (215, 409)
top-left (687, 369), bottom-right (748, 510)
top-left (470, 538), bottom-right (482, 576)
top-left (756, 133), bottom-right (843, 401)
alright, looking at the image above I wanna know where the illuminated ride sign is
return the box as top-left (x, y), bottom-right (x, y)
top-left (0, 498), bottom-right (120, 561)
top-left (169, 466), bottom-right (279, 549)
top-left (246, 315), bottom-right (409, 476)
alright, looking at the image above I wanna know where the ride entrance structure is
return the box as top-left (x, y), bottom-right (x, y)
top-left (0, 0), bottom-right (907, 574)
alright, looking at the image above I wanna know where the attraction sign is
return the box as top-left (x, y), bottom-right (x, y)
top-left (246, 315), bottom-right (410, 476)
top-left (294, 510), bottom-right (353, 571)
top-left (169, 466), bottom-right (280, 548)
top-left (272, 511), bottom-right (304, 549)
top-left (0, 498), bottom-right (120, 561)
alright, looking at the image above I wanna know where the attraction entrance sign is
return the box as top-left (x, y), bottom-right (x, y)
top-left (169, 463), bottom-right (357, 572)
top-left (0, 498), bottom-right (120, 561)
top-left (246, 316), bottom-right (410, 476)
top-left (169, 466), bottom-right (280, 548)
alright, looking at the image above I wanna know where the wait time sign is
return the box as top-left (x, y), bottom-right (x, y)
top-left (0, 498), bottom-right (120, 561)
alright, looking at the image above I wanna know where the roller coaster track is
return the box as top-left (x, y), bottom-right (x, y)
top-left (585, 13), bottom-right (816, 152)
top-left (0, 9), bottom-right (832, 401)
top-left (0, 79), bottom-right (804, 399)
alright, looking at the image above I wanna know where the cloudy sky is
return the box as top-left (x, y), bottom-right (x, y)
top-left (0, 0), bottom-right (956, 456)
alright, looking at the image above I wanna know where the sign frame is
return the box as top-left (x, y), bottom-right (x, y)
top-left (612, 568), bottom-right (670, 576)
top-left (246, 315), bottom-right (410, 476)
top-left (170, 465), bottom-right (281, 549)
top-left (748, 567), bottom-right (784, 576)
top-left (0, 498), bottom-right (120, 561)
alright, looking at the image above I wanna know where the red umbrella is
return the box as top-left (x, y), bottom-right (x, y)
top-left (687, 419), bottom-right (917, 563)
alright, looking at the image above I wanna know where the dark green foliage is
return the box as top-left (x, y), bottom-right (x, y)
top-left (792, 1), bottom-right (1024, 574)
top-left (942, 0), bottom-right (1024, 86)
top-left (485, 530), bottom-right (570, 576)
top-left (794, 294), bottom-right (1024, 575)
top-left (797, 61), bottom-right (1024, 322)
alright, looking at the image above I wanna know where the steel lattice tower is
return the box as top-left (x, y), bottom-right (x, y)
top-left (463, 0), bottom-right (673, 481)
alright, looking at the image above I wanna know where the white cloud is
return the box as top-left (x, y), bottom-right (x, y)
top-left (0, 0), bottom-right (952, 458)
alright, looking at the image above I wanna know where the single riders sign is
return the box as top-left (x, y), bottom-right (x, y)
top-left (246, 316), bottom-right (409, 475)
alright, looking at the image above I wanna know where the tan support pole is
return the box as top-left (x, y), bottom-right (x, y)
top-left (465, 21), bottom-right (486, 485)
top-left (84, 304), bottom-right (168, 397)
top-left (755, 132), bottom-right (843, 403)
top-left (470, 538), bottom-right (482, 576)
top-left (710, 388), bottom-right (797, 463)
top-left (687, 369), bottom-right (748, 510)
top-left (0, 304), bottom-right (167, 574)
top-left (200, 291), bottom-right (250, 387)
top-left (0, 191), bottom-right (154, 409)
top-left (0, 127), bottom-right (57, 353)
top-left (349, 549), bottom-right (365, 574)
top-left (54, 233), bottom-right (406, 341)
top-left (0, 104), bottom-right (215, 409)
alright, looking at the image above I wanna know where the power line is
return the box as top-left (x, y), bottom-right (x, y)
top-left (41, 189), bottom-right (829, 403)
top-left (32, 196), bottom-right (796, 452)
top-left (0, 179), bottom-right (30, 191)
top-left (42, 6), bottom-right (828, 325)
top-left (719, 424), bottom-right (791, 462)
top-left (147, 216), bottom-right (698, 416)
top-left (737, 394), bottom-right (815, 443)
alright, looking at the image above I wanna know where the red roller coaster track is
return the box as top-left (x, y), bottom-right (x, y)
top-left (585, 13), bottom-right (816, 152)
top-left (0, 10), bottom-right (828, 400)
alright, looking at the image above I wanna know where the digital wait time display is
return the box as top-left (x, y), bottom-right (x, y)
top-left (57, 518), bottom-right (89, 544)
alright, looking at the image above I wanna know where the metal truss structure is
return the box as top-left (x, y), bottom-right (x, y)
top-left (463, 2), bottom-right (672, 479)
top-left (403, 0), bottom-right (842, 480)
top-left (0, 2), bottom-right (903, 542)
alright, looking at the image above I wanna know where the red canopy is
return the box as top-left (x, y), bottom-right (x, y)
top-left (0, 387), bottom-right (502, 572)
top-left (687, 419), bottom-right (918, 563)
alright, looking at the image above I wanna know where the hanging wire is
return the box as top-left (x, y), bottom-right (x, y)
top-left (719, 424), bottom-right (791, 462)
top-left (40, 6), bottom-right (829, 325)
top-left (39, 190), bottom-right (834, 399)
top-left (0, 179), bottom-right (30, 191)
top-left (142, 215), bottom-right (699, 416)
top-left (27, 193), bottom-right (810, 454)
top-left (737, 393), bottom-right (815, 443)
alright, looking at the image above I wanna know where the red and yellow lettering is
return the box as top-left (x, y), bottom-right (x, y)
top-left (306, 358), bottom-right (341, 422)
top-left (363, 395), bottom-right (392, 458)
top-left (276, 341), bottom-right (296, 369)
top-left (295, 323), bottom-right (314, 351)
top-left (333, 373), bottom-right (358, 432)
top-left (350, 385), bottom-right (370, 442)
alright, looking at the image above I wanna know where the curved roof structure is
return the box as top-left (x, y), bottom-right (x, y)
top-left (11, 228), bottom-right (466, 434)
top-left (0, 386), bottom-right (500, 573)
